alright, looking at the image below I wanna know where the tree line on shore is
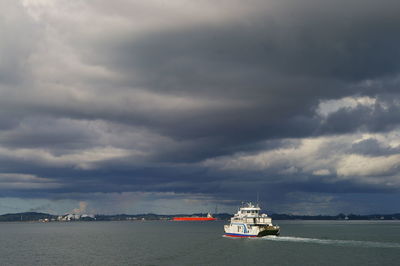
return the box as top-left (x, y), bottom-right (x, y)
top-left (0, 212), bottom-right (399, 222)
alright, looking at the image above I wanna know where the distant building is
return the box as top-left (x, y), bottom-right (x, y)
top-left (57, 213), bottom-right (95, 221)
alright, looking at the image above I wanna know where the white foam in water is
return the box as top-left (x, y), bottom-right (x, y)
top-left (258, 235), bottom-right (400, 248)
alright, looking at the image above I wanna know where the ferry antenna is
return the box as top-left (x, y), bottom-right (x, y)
top-left (257, 192), bottom-right (259, 206)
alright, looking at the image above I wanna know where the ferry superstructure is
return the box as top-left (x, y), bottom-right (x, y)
top-left (224, 202), bottom-right (280, 237)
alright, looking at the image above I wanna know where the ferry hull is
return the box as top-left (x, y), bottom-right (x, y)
top-left (224, 233), bottom-right (258, 238)
top-left (224, 228), bottom-right (280, 238)
top-left (257, 228), bottom-right (280, 236)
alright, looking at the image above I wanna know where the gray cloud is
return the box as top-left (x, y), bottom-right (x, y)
top-left (350, 138), bottom-right (400, 156)
top-left (0, 1), bottom-right (38, 85)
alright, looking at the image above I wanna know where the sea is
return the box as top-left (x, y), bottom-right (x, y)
top-left (0, 220), bottom-right (399, 266)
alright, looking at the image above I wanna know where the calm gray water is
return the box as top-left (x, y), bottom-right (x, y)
top-left (0, 220), bottom-right (399, 265)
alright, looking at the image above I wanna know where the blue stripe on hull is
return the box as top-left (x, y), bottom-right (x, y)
top-left (225, 233), bottom-right (258, 237)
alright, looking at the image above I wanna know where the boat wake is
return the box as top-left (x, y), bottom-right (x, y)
top-left (258, 235), bottom-right (400, 248)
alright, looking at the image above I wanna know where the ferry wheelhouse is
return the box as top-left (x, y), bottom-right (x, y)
top-left (224, 202), bottom-right (280, 237)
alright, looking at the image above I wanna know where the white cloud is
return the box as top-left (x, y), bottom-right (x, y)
top-left (0, 173), bottom-right (61, 189)
top-left (313, 169), bottom-right (331, 176)
top-left (0, 146), bottom-right (134, 169)
top-left (204, 130), bottom-right (400, 188)
top-left (317, 96), bottom-right (376, 117)
top-left (336, 154), bottom-right (400, 177)
top-left (204, 136), bottom-right (338, 175)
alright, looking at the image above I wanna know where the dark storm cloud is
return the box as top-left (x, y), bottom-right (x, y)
top-left (1, 0), bottom-right (400, 214)
top-left (320, 101), bottom-right (400, 134)
top-left (40, 0), bottom-right (400, 148)
top-left (90, 0), bottom-right (400, 83)
top-left (0, 117), bottom-right (98, 150)
top-left (350, 138), bottom-right (400, 156)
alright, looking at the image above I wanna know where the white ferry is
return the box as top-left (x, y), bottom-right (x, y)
top-left (224, 202), bottom-right (280, 237)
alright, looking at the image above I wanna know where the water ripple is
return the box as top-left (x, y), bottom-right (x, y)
top-left (259, 235), bottom-right (400, 248)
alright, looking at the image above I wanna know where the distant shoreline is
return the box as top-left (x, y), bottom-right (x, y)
top-left (1, 212), bottom-right (399, 222)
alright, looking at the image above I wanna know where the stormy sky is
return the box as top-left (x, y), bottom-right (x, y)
top-left (1, 0), bottom-right (400, 215)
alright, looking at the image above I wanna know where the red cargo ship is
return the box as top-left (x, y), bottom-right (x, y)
top-left (172, 213), bottom-right (217, 221)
